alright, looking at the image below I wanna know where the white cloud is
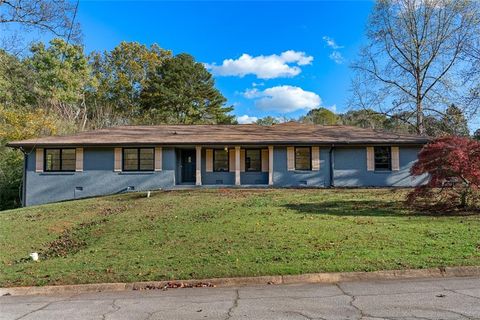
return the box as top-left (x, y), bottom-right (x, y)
top-left (206, 50), bottom-right (313, 79)
top-left (279, 50), bottom-right (313, 65)
top-left (243, 88), bottom-right (260, 99)
top-left (322, 36), bottom-right (343, 50)
top-left (329, 51), bottom-right (344, 64)
top-left (237, 115), bottom-right (258, 124)
top-left (243, 85), bottom-right (321, 113)
top-left (323, 36), bottom-right (345, 64)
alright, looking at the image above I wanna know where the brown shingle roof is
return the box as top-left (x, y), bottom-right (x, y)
top-left (7, 123), bottom-right (430, 147)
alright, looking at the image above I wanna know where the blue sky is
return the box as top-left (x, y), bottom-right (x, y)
top-left (77, 1), bottom-right (374, 123)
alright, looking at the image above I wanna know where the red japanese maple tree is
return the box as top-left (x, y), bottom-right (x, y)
top-left (408, 136), bottom-right (480, 212)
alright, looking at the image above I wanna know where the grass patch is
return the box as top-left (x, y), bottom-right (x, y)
top-left (0, 188), bottom-right (479, 287)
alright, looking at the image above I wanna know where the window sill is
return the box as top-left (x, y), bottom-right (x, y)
top-left (292, 170), bottom-right (313, 173)
top-left (118, 171), bottom-right (155, 175)
top-left (39, 172), bottom-right (75, 176)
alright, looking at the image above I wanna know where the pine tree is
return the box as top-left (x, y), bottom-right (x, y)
top-left (140, 54), bottom-right (235, 124)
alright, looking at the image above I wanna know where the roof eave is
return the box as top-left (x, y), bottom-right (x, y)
top-left (6, 139), bottom-right (431, 148)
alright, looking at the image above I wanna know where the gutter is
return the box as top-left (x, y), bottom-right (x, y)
top-left (3, 266), bottom-right (478, 296)
top-left (19, 147), bottom-right (27, 207)
top-left (6, 141), bottom-right (431, 148)
top-left (329, 145), bottom-right (335, 187)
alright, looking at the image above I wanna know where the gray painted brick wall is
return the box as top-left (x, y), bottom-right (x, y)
top-left (24, 145), bottom-right (427, 206)
top-left (25, 147), bottom-right (176, 206)
top-left (333, 146), bottom-right (428, 187)
top-left (272, 147), bottom-right (330, 187)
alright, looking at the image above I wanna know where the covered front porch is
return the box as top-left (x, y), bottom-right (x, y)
top-left (175, 145), bottom-right (274, 186)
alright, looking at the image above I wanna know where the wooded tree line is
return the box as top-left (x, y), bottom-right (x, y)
top-left (1, 39), bottom-right (235, 133)
top-left (290, 104), bottom-right (472, 137)
top-left (0, 39), bottom-right (235, 209)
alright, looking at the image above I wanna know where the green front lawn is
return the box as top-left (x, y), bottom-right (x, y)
top-left (1, 188), bottom-right (479, 287)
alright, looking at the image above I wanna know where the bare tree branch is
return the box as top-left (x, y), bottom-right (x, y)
top-left (0, 0), bottom-right (81, 52)
top-left (350, 0), bottom-right (480, 134)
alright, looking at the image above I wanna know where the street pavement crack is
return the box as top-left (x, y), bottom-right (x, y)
top-left (5, 278), bottom-right (480, 320)
top-left (436, 308), bottom-right (476, 320)
top-left (12, 298), bottom-right (78, 320)
top-left (144, 310), bottom-right (157, 320)
top-left (14, 301), bottom-right (55, 320)
top-left (225, 289), bottom-right (239, 320)
top-left (335, 283), bottom-right (372, 320)
top-left (448, 289), bottom-right (480, 301)
top-left (386, 306), bottom-right (474, 320)
top-left (101, 299), bottom-right (121, 320)
top-left (14, 294), bottom-right (82, 320)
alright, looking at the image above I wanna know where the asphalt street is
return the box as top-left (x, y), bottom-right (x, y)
top-left (2, 276), bottom-right (480, 319)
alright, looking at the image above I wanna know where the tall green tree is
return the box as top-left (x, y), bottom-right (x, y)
top-left (140, 53), bottom-right (235, 124)
top-left (422, 115), bottom-right (445, 137)
top-left (338, 107), bottom-right (468, 137)
top-left (27, 38), bottom-right (93, 131)
top-left (382, 112), bottom-right (415, 134)
top-left (301, 107), bottom-right (338, 125)
top-left (256, 116), bottom-right (280, 126)
top-left (440, 104), bottom-right (470, 136)
top-left (417, 104), bottom-right (470, 136)
top-left (0, 49), bottom-right (35, 108)
top-left (90, 42), bottom-right (171, 126)
top-left (340, 109), bottom-right (389, 130)
top-left (0, 106), bottom-right (58, 210)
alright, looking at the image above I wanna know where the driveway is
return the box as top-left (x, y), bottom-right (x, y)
top-left (2, 276), bottom-right (480, 319)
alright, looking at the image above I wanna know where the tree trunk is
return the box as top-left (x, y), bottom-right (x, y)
top-left (416, 98), bottom-right (425, 135)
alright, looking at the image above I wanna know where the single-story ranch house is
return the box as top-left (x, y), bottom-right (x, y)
top-left (8, 122), bottom-right (430, 206)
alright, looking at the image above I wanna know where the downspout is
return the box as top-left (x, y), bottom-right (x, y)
top-left (19, 147), bottom-right (27, 207)
top-left (329, 145), bottom-right (335, 187)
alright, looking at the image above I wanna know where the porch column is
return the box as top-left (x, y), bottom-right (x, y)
top-left (268, 146), bottom-right (274, 186)
top-left (195, 145), bottom-right (202, 186)
top-left (235, 146), bottom-right (241, 186)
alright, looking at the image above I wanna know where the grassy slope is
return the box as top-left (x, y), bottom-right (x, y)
top-left (0, 189), bottom-right (479, 287)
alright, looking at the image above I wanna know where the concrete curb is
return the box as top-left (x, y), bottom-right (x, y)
top-left (1, 266), bottom-right (479, 296)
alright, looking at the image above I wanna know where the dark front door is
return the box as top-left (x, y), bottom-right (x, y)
top-left (181, 149), bottom-right (196, 183)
